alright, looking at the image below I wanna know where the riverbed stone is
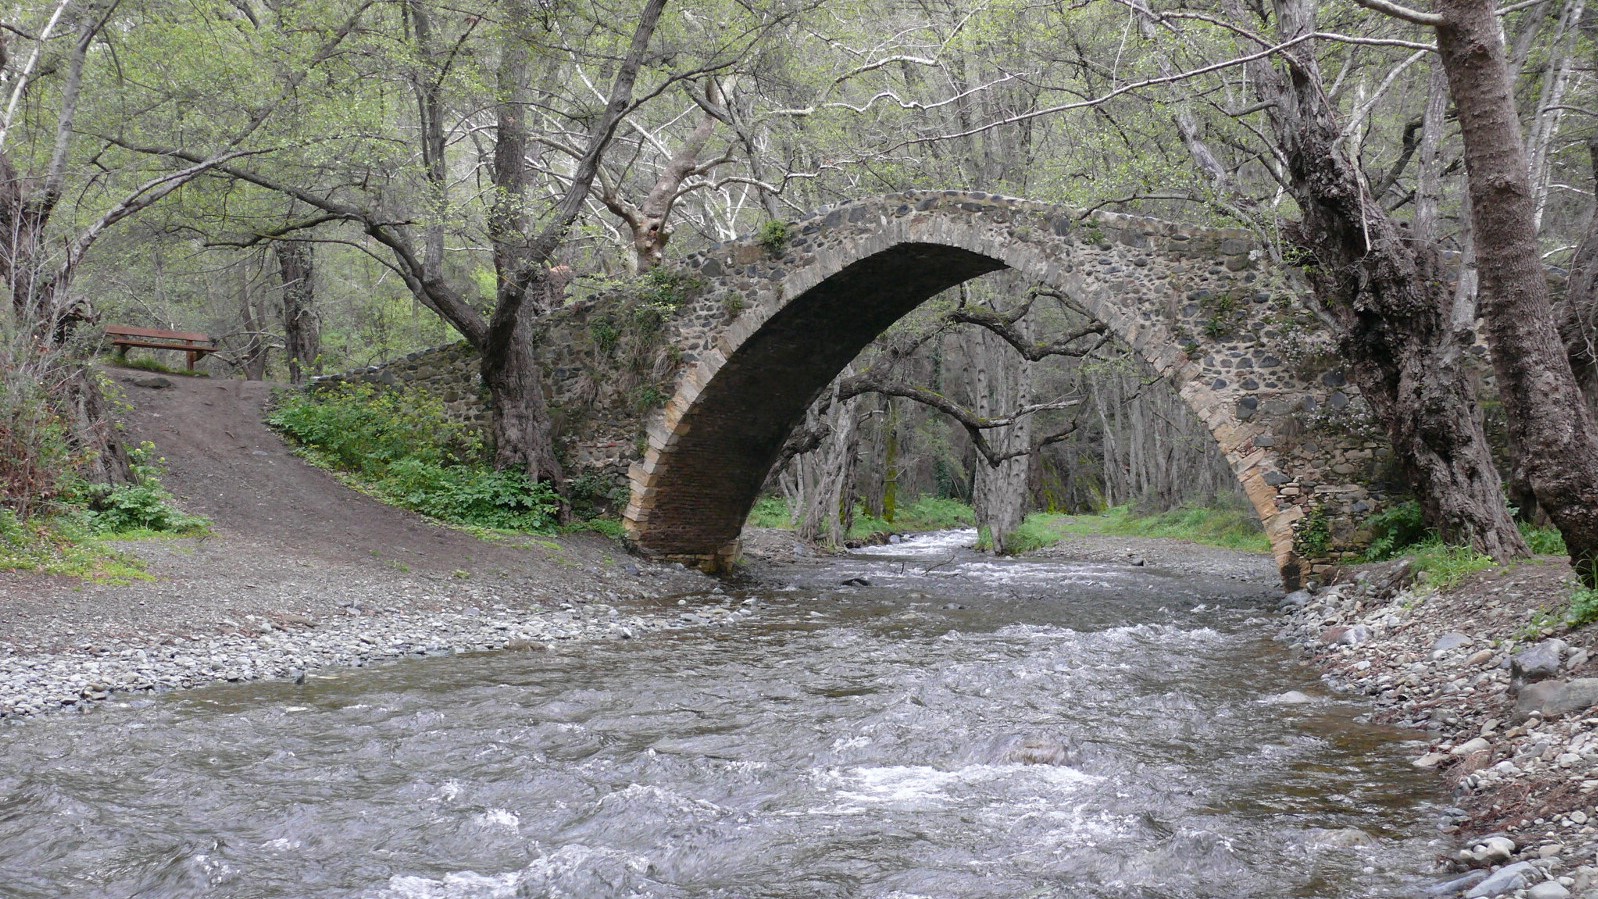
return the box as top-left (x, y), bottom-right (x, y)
top-left (1514, 678), bottom-right (1598, 722)
top-left (1513, 640), bottom-right (1565, 685)
top-left (1527, 881), bottom-right (1572, 899)
top-left (1465, 862), bottom-right (1537, 897)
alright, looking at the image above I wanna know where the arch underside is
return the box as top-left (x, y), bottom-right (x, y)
top-left (627, 244), bottom-right (1005, 562)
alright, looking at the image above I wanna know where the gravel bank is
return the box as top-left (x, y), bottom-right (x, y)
top-left (1279, 559), bottom-right (1598, 899)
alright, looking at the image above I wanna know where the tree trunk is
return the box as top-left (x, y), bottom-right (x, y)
top-left (782, 369), bottom-right (860, 547)
top-left (1241, 0), bottom-right (1527, 560)
top-left (1558, 132), bottom-right (1598, 411)
top-left (1436, 0), bottom-right (1598, 581)
top-left (275, 239), bottom-right (319, 385)
top-left (964, 315), bottom-right (1033, 553)
top-left (481, 308), bottom-right (564, 486)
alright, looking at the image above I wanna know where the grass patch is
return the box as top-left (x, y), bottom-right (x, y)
top-left (110, 354), bottom-right (208, 377)
top-left (269, 384), bottom-right (560, 533)
top-left (1407, 542), bottom-right (1497, 591)
top-left (849, 496), bottom-right (976, 541)
top-left (0, 511), bottom-right (155, 583)
top-left (1010, 504), bottom-right (1272, 554)
top-left (746, 495), bottom-right (792, 529)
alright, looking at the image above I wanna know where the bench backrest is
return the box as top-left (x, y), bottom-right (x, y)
top-left (105, 325), bottom-right (214, 345)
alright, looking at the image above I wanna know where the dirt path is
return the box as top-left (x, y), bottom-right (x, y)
top-left (0, 370), bottom-right (708, 655)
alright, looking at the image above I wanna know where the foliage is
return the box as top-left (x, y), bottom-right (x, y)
top-left (758, 220), bottom-right (791, 254)
top-left (747, 495), bottom-right (792, 528)
top-left (1362, 500), bottom-right (1429, 561)
top-left (1012, 504), bottom-right (1273, 554)
top-left (268, 384), bottom-right (560, 532)
top-left (111, 355), bottom-right (208, 377)
top-left (70, 444), bottom-right (209, 535)
top-left (0, 509), bottom-right (153, 584)
top-left (848, 496), bottom-right (975, 540)
top-left (1522, 523), bottom-right (1567, 555)
top-left (0, 364), bottom-right (76, 521)
top-left (1294, 505), bottom-right (1333, 557)
top-left (268, 384), bottom-right (480, 474)
top-left (1408, 543), bottom-right (1496, 592)
top-left (566, 471), bottom-right (629, 520)
top-left (1568, 585), bottom-right (1598, 628)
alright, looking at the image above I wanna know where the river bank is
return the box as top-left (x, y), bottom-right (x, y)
top-left (1280, 557), bottom-right (1598, 899)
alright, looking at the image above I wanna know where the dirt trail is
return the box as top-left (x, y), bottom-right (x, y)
top-left (0, 369), bottom-right (704, 654)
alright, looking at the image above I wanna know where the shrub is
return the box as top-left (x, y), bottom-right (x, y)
top-left (269, 383), bottom-right (481, 473)
top-left (1568, 585), bottom-right (1598, 628)
top-left (270, 384), bottom-right (560, 532)
top-left (79, 444), bottom-right (209, 535)
top-left (746, 495), bottom-right (792, 529)
top-left (1409, 543), bottom-right (1495, 591)
top-left (758, 220), bottom-right (791, 254)
top-left (1363, 500), bottom-right (1429, 561)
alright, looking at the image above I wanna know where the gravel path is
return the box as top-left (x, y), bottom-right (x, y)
top-left (0, 370), bottom-right (719, 720)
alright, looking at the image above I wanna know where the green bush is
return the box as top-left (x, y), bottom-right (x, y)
top-left (1363, 500), bottom-right (1429, 561)
top-left (79, 444), bottom-right (209, 535)
top-left (1409, 543), bottom-right (1495, 591)
top-left (1568, 585), bottom-right (1598, 628)
top-left (379, 460), bottom-right (559, 531)
top-left (269, 384), bottom-right (560, 532)
top-left (1522, 523), bottom-right (1567, 555)
top-left (746, 495), bottom-right (792, 529)
top-left (268, 383), bottom-right (480, 474)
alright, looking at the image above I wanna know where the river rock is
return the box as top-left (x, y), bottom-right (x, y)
top-left (1513, 640), bottom-right (1565, 685)
top-left (1280, 589), bottom-right (1311, 610)
top-left (1513, 678), bottom-right (1598, 722)
top-left (1434, 633), bottom-right (1472, 654)
top-left (1420, 871), bottom-right (1488, 897)
top-left (1460, 835), bottom-right (1516, 866)
top-left (1320, 624), bottom-right (1371, 646)
top-left (1465, 862), bottom-right (1536, 897)
top-left (1527, 881), bottom-right (1571, 899)
top-left (1452, 737), bottom-right (1492, 758)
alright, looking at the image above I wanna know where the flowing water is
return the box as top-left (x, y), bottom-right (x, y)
top-left (0, 532), bottom-right (1448, 898)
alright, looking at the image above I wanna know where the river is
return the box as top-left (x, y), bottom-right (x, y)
top-left (0, 531), bottom-right (1448, 897)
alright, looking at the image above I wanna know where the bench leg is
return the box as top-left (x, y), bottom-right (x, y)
top-left (186, 350), bottom-right (198, 371)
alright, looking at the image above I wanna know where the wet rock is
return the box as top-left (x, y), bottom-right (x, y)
top-left (1464, 862), bottom-right (1536, 897)
top-left (1512, 640), bottom-right (1564, 685)
top-left (840, 577), bottom-right (871, 587)
top-left (1513, 678), bottom-right (1598, 722)
top-left (1414, 752), bottom-right (1448, 768)
top-left (1268, 690), bottom-right (1314, 704)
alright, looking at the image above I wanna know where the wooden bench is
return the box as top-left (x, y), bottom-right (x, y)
top-left (105, 325), bottom-right (217, 372)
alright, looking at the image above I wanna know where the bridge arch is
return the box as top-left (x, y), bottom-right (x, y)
top-left (619, 191), bottom-right (1386, 587)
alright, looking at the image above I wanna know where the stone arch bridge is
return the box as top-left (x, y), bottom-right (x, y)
top-left (333, 191), bottom-right (1391, 587)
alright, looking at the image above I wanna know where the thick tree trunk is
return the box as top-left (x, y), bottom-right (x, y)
top-left (481, 311), bottom-right (564, 486)
top-left (275, 239), bottom-right (319, 385)
top-left (1436, 0), bottom-right (1598, 581)
top-left (1242, 0), bottom-right (1527, 560)
top-left (1558, 132), bottom-right (1598, 411)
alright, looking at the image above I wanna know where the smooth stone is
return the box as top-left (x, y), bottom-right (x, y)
top-left (1422, 871), bottom-right (1488, 897)
top-left (1434, 633), bottom-right (1472, 654)
top-left (1527, 882), bottom-right (1571, 899)
top-left (1466, 862), bottom-right (1536, 897)
top-left (1452, 737), bottom-right (1492, 757)
top-left (1514, 678), bottom-right (1598, 722)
